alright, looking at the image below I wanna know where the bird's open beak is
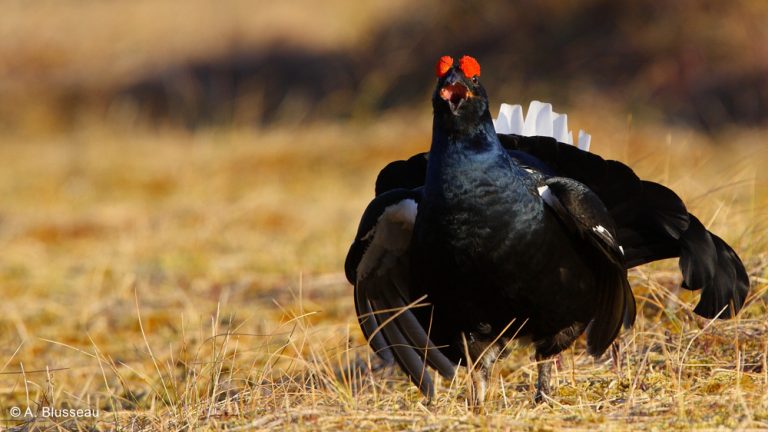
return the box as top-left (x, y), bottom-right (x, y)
top-left (440, 75), bottom-right (473, 115)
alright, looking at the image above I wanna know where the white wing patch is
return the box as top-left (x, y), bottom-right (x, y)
top-left (592, 225), bottom-right (624, 254)
top-left (385, 198), bottom-right (418, 225)
top-left (493, 101), bottom-right (591, 152)
top-left (537, 185), bottom-right (557, 209)
top-left (593, 225), bottom-right (607, 234)
top-left (357, 199), bottom-right (418, 280)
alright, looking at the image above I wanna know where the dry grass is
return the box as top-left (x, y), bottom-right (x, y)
top-left (0, 107), bottom-right (766, 430)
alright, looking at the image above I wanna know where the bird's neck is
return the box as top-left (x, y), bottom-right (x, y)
top-left (427, 112), bottom-right (503, 167)
top-left (423, 113), bottom-right (531, 205)
top-left (418, 113), bottom-right (543, 260)
top-left (433, 107), bottom-right (496, 140)
top-left (425, 114), bottom-right (509, 180)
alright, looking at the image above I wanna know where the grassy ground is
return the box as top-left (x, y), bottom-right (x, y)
top-left (0, 107), bottom-right (766, 430)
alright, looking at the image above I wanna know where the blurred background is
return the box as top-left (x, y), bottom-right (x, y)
top-left (3, 0), bottom-right (768, 133)
top-left (0, 0), bottom-right (767, 424)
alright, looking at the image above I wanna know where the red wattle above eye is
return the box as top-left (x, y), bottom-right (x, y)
top-left (459, 55), bottom-right (481, 78)
top-left (436, 56), bottom-right (453, 77)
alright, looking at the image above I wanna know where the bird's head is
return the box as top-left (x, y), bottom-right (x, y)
top-left (432, 55), bottom-right (490, 130)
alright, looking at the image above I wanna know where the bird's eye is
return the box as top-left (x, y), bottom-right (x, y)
top-left (472, 76), bottom-right (478, 84)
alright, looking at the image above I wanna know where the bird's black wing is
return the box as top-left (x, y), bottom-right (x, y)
top-left (538, 177), bottom-right (636, 356)
top-left (498, 134), bottom-right (749, 319)
top-left (345, 188), bottom-right (456, 398)
top-left (374, 153), bottom-right (428, 196)
top-left (373, 136), bottom-right (749, 319)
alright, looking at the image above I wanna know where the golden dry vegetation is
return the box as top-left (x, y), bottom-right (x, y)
top-left (1, 1), bottom-right (768, 431)
top-left (1, 111), bottom-right (767, 431)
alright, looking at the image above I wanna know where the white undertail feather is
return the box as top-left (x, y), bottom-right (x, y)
top-left (492, 101), bottom-right (591, 152)
top-left (577, 130), bottom-right (591, 152)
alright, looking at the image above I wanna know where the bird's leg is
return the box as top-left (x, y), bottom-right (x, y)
top-left (611, 341), bottom-right (622, 373)
top-left (462, 330), bottom-right (501, 412)
top-left (470, 365), bottom-right (489, 411)
top-left (533, 322), bottom-right (586, 404)
top-left (534, 354), bottom-right (552, 403)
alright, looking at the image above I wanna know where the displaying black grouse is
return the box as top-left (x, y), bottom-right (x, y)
top-left (345, 55), bottom-right (750, 404)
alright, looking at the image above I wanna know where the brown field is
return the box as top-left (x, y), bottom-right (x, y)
top-left (1, 1), bottom-right (768, 430)
top-left (1, 111), bottom-right (767, 430)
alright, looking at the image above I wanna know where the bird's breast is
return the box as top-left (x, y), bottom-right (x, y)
top-left (416, 163), bottom-right (545, 273)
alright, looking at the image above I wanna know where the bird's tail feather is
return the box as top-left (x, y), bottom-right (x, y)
top-left (679, 215), bottom-right (750, 318)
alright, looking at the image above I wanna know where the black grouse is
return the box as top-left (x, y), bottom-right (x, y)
top-left (345, 55), bottom-right (750, 404)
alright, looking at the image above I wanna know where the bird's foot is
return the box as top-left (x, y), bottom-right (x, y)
top-left (610, 341), bottom-right (622, 372)
top-left (533, 385), bottom-right (551, 404)
top-left (468, 366), bottom-right (490, 413)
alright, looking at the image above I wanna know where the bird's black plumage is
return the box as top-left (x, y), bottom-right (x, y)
top-left (346, 56), bottom-right (750, 402)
